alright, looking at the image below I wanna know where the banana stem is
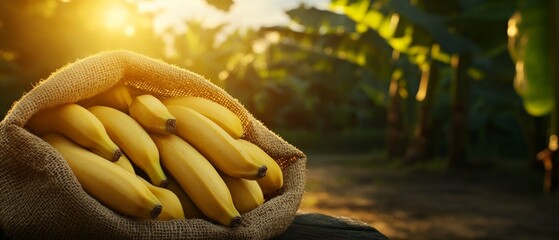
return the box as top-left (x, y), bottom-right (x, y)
top-left (230, 216), bottom-right (242, 228)
top-left (166, 119), bottom-right (177, 133)
top-left (150, 205), bottom-right (163, 219)
top-left (257, 166), bottom-right (268, 179)
top-left (112, 149), bottom-right (123, 162)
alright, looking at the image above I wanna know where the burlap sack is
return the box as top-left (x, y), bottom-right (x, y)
top-left (0, 50), bottom-right (306, 240)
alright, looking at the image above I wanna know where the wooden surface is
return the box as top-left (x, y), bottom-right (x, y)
top-left (275, 212), bottom-right (389, 240)
top-left (0, 213), bottom-right (389, 240)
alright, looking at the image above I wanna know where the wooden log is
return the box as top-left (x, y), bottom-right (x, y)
top-left (274, 212), bottom-right (389, 240)
top-left (0, 213), bottom-right (390, 240)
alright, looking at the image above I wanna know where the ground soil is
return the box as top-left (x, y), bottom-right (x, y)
top-left (297, 153), bottom-right (559, 240)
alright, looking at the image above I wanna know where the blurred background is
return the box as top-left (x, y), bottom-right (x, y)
top-left (1, 0), bottom-right (558, 239)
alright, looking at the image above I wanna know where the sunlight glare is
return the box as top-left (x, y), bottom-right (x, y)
top-left (104, 5), bottom-right (129, 30)
top-left (549, 135), bottom-right (558, 151)
top-left (415, 63), bottom-right (430, 102)
top-left (389, 14), bottom-right (400, 31)
top-left (124, 25), bottom-right (135, 36)
top-left (513, 61), bottom-right (525, 93)
top-left (252, 40), bottom-right (268, 54)
top-left (218, 70), bottom-right (229, 81)
top-left (507, 14), bottom-right (519, 37)
top-left (133, 0), bottom-right (330, 49)
top-left (265, 31), bottom-right (281, 43)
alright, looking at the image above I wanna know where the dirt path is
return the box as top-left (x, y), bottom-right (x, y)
top-left (297, 154), bottom-right (559, 240)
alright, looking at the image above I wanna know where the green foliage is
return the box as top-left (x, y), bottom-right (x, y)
top-left (223, 6), bottom-right (394, 132)
top-left (284, 7), bottom-right (393, 75)
top-left (219, 1), bottom-right (529, 159)
top-left (166, 22), bottom-right (253, 88)
top-left (0, 0), bottom-right (545, 161)
top-left (509, 0), bottom-right (555, 116)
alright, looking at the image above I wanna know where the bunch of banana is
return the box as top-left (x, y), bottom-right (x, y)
top-left (42, 134), bottom-right (163, 219)
top-left (26, 103), bottom-right (122, 162)
top-left (26, 84), bottom-right (287, 227)
top-left (88, 106), bottom-right (168, 187)
top-left (162, 96), bottom-right (244, 138)
top-left (166, 105), bottom-right (267, 180)
top-left (151, 133), bottom-right (242, 227)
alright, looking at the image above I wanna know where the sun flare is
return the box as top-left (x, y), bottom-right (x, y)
top-left (104, 5), bottom-right (129, 30)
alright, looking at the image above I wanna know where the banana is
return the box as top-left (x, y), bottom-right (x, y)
top-left (42, 134), bottom-right (162, 219)
top-left (114, 154), bottom-right (136, 175)
top-left (150, 133), bottom-right (242, 227)
top-left (88, 106), bottom-right (168, 187)
top-left (162, 96), bottom-right (244, 138)
top-left (129, 94), bottom-right (176, 134)
top-left (237, 139), bottom-right (284, 195)
top-left (167, 105), bottom-right (267, 180)
top-left (219, 172), bottom-right (264, 214)
top-left (78, 83), bottom-right (133, 113)
top-left (26, 103), bottom-right (122, 162)
top-left (166, 176), bottom-right (206, 219)
top-left (137, 177), bottom-right (185, 220)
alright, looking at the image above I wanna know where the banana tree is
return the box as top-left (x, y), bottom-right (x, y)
top-left (223, 6), bottom-right (395, 132)
top-left (509, 0), bottom-right (559, 191)
top-left (331, 0), bottom-right (521, 167)
top-left (331, 0), bottom-right (470, 163)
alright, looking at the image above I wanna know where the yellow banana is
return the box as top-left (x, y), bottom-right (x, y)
top-left (26, 103), bottom-right (121, 162)
top-left (219, 172), bottom-right (264, 214)
top-left (150, 133), bottom-right (242, 227)
top-left (167, 105), bottom-right (267, 180)
top-left (165, 177), bottom-right (206, 220)
top-left (78, 83), bottom-right (133, 113)
top-left (129, 94), bottom-right (176, 134)
top-left (137, 177), bottom-right (185, 220)
top-left (88, 106), bottom-right (168, 187)
top-left (237, 139), bottom-right (284, 195)
top-left (42, 134), bottom-right (162, 219)
top-left (114, 154), bottom-right (136, 175)
top-left (162, 96), bottom-right (244, 138)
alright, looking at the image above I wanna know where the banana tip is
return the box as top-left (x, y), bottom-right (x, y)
top-left (166, 119), bottom-right (177, 133)
top-left (159, 179), bottom-right (169, 188)
top-left (230, 216), bottom-right (242, 228)
top-left (112, 149), bottom-right (123, 162)
top-left (257, 166), bottom-right (268, 179)
top-left (151, 205), bottom-right (163, 219)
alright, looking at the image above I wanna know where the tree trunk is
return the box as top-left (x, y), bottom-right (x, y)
top-left (404, 62), bottom-right (439, 164)
top-left (386, 68), bottom-right (406, 157)
top-left (546, 0), bottom-right (559, 191)
top-left (448, 54), bottom-right (471, 168)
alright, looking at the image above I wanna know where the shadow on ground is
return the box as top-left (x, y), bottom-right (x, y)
top-left (298, 153), bottom-right (559, 240)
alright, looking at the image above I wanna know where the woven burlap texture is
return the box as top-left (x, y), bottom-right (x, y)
top-left (0, 50), bottom-right (306, 240)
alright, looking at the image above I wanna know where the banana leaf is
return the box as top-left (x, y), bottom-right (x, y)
top-left (509, 0), bottom-right (555, 116)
